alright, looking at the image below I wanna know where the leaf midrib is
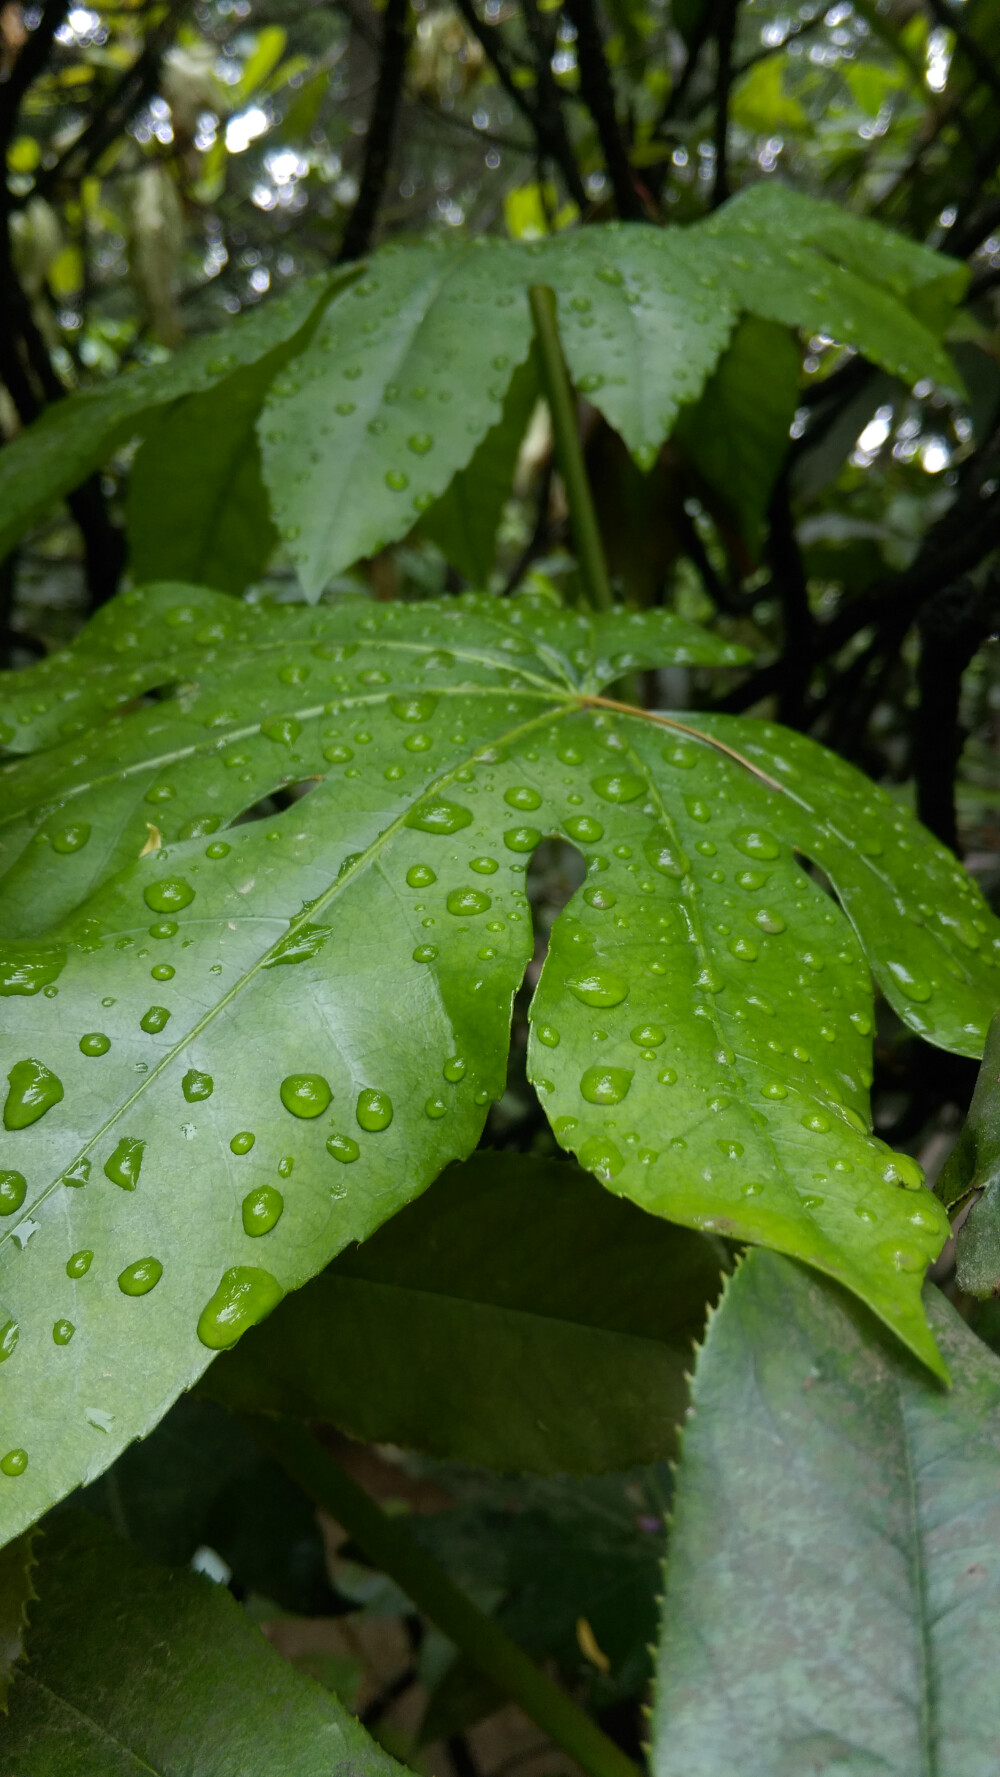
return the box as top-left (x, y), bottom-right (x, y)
top-left (13, 1672), bottom-right (161, 1775)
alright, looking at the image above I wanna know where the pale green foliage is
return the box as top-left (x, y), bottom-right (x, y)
top-left (0, 585), bottom-right (992, 1545)
top-left (652, 1251), bottom-right (1000, 1777)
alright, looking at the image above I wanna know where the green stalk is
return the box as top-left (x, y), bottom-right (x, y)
top-left (258, 1422), bottom-right (642, 1777)
top-left (529, 283), bottom-right (614, 615)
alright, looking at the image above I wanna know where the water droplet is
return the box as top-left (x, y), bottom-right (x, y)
top-left (385, 470), bottom-right (410, 491)
top-left (504, 826), bottom-right (541, 853)
top-left (140, 1005), bottom-right (171, 1034)
top-left (579, 1065), bottom-right (633, 1105)
top-left (0, 1171), bottom-right (26, 1215)
top-left (886, 960), bottom-right (933, 1003)
top-left (631, 1024), bottom-right (665, 1047)
top-left (470, 856), bottom-right (498, 874)
top-left (761, 1082), bottom-right (787, 1100)
top-left (505, 785), bottom-right (542, 811)
top-left (327, 1132), bottom-right (360, 1162)
top-left (51, 822), bottom-right (90, 853)
top-left (728, 936), bottom-right (758, 961)
top-left (443, 1056), bottom-right (466, 1083)
top-left (564, 815), bottom-right (604, 843)
top-left (755, 909), bottom-right (786, 935)
top-left (407, 864), bottom-right (437, 888)
top-left (735, 870), bottom-right (769, 891)
top-left (324, 743), bottom-right (354, 764)
top-left (197, 1266), bottom-right (283, 1349)
top-left (883, 1153), bottom-right (924, 1190)
top-left (406, 800), bottom-right (473, 836)
top-left (0, 1321), bottom-right (17, 1360)
top-left (658, 1066), bottom-right (679, 1084)
top-left (118, 1256), bottom-right (163, 1296)
top-left (262, 716), bottom-right (301, 747)
top-left (104, 1137), bottom-right (145, 1190)
top-left (413, 942), bottom-right (438, 962)
top-left (567, 972), bottom-right (629, 1008)
top-left (446, 888), bottom-right (491, 916)
top-left (4, 1058), bottom-right (64, 1129)
top-left (877, 1240), bottom-right (925, 1273)
top-left (536, 1025), bottom-right (560, 1047)
top-left (180, 1069), bottom-right (213, 1103)
top-left (357, 1089), bottom-right (393, 1132)
top-left (67, 1250), bottom-right (92, 1277)
top-left (143, 878), bottom-right (194, 914)
top-left (230, 1131), bottom-right (256, 1156)
top-left (407, 432), bottom-right (434, 455)
top-left (280, 1073), bottom-right (332, 1118)
top-left (391, 694), bottom-right (438, 722)
top-left (644, 838), bottom-right (690, 877)
top-left (731, 828), bottom-right (781, 861)
top-left (0, 1449), bottom-right (27, 1477)
top-left (53, 1319), bottom-right (75, 1345)
top-left (577, 1134), bottom-right (624, 1178)
top-left (801, 1112), bottom-right (831, 1132)
top-left (78, 1031), bottom-right (111, 1058)
top-left (242, 1185), bottom-right (284, 1236)
top-left (149, 921), bottom-right (178, 940)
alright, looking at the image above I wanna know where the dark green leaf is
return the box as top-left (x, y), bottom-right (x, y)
top-left (0, 1513), bottom-right (410, 1775)
top-left (674, 317), bottom-right (801, 553)
top-left (419, 351), bottom-right (540, 584)
top-left (936, 1007), bottom-right (1000, 1294)
top-left (0, 1531), bottom-right (36, 1711)
top-left (203, 1151), bottom-right (723, 1472)
top-left (652, 1249), bottom-right (1000, 1777)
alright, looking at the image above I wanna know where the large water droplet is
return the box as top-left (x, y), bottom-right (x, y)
top-left (230, 1131), bottom-right (255, 1154)
top-left (118, 1256), bottom-right (163, 1296)
top-left (0, 1449), bottom-right (27, 1476)
top-left (579, 1065), bottom-right (633, 1104)
top-left (143, 878), bottom-right (195, 913)
top-left (51, 822), bottom-right (90, 854)
top-left (504, 827), bottom-right (541, 853)
top-left (504, 785), bottom-right (542, 811)
top-left (0, 1171), bottom-right (26, 1215)
top-left (564, 815), bottom-right (604, 844)
top-left (79, 1032), bottom-right (111, 1056)
top-left (67, 1250), bottom-right (93, 1277)
top-left (446, 888), bottom-right (491, 917)
top-left (391, 694), bottom-right (438, 722)
top-left (631, 1023), bottom-right (665, 1047)
top-left (197, 1266), bottom-right (284, 1349)
top-left (470, 856), bottom-right (498, 875)
top-left (104, 1137), bottom-right (145, 1190)
top-left (591, 772), bottom-right (645, 804)
top-left (566, 971), bottom-right (629, 1008)
top-left (577, 1134), bottom-right (624, 1178)
top-left (4, 1058), bottom-right (64, 1130)
top-left (885, 960), bottom-right (933, 1003)
top-left (327, 1131), bottom-right (360, 1162)
top-left (52, 1319), bottom-right (75, 1345)
top-left (140, 1005), bottom-right (171, 1034)
top-left (357, 1089), bottom-right (393, 1131)
top-left (407, 864), bottom-right (437, 888)
top-left (280, 1073), bottom-right (332, 1118)
top-left (182, 1069), bottom-right (214, 1102)
top-left (731, 828), bottom-right (781, 861)
top-left (406, 800), bottom-right (473, 835)
top-left (242, 1185), bottom-right (284, 1236)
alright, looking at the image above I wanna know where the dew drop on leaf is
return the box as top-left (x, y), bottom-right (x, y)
top-left (591, 772), bottom-right (645, 804)
top-left (143, 879), bottom-right (195, 913)
top-left (406, 800), bottom-right (473, 835)
top-left (356, 1089), bottom-right (393, 1132)
top-left (140, 1006), bottom-right (171, 1034)
top-left (67, 1250), bottom-right (92, 1277)
top-left (182, 1070), bottom-right (214, 1102)
top-left (564, 815), bottom-right (604, 843)
top-left (536, 1025), bottom-right (560, 1047)
top-left (242, 1186), bottom-right (284, 1236)
top-left (566, 972), bottom-right (629, 1008)
top-left (579, 1065), bottom-right (633, 1105)
top-left (0, 1171), bottom-right (27, 1214)
top-left (196, 1266), bottom-right (283, 1349)
top-left (885, 960), bottom-right (933, 1003)
top-left (79, 1033), bottom-right (111, 1056)
top-left (446, 888), bottom-right (491, 916)
top-left (52, 1319), bottom-right (75, 1345)
top-left (406, 864), bottom-right (437, 888)
top-left (577, 1134), bottom-right (625, 1178)
top-left (424, 1097), bottom-right (447, 1119)
top-left (104, 1137), bottom-right (145, 1190)
top-left (504, 827), bottom-right (541, 853)
top-left (118, 1257), bottom-right (163, 1296)
top-left (731, 828), bottom-right (781, 861)
top-left (51, 823), bottom-right (91, 853)
top-left (470, 856), bottom-right (498, 874)
top-left (4, 1059), bottom-right (64, 1130)
top-left (327, 1132), bottom-right (360, 1162)
top-left (631, 1024), bottom-right (665, 1047)
top-left (279, 1073), bottom-right (332, 1118)
top-left (0, 1449), bottom-right (27, 1477)
top-left (230, 1131), bottom-right (255, 1154)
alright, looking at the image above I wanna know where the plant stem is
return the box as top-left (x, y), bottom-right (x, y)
top-left (257, 1422), bottom-right (642, 1777)
top-left (529, 284), bottom-right (614, 615)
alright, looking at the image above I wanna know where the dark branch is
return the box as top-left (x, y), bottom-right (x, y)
top-left (453, 0), bottom-right (589, 211)
top-left (711, 0), bottom-right (739, 208)
top-left (914, 571), bottom-right (1000, 851)
top-left (0, 0), bottom-right (68, 153)
top-left (337, 0), bottom-right (411, 264)
top-left (562, 0), bottom-right (644, 220)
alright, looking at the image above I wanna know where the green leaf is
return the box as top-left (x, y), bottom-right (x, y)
top-left (0, 279), bottom-right (334, 564)
top-left (202, 1151), bottom-right (723, 1472)
top-left (936, 1008), bottom-right (1000, 1294)
top-left (651, 1249), bottom-right (1000, 1777)
top-left (1, 1512), bottom-right (411, 1775)
top-left (126, 351), bottom-right (290, 595)
top-left (0, 586), bottom-right (991, 1542)
top-left (419, 351), bottom-right (540, 584)
top-left (259, 241), bottom-right (536, 599)
top-left (0, 1531), bottom-right (36, 1711)
top-left (673, 317), bottom-right (801, 554)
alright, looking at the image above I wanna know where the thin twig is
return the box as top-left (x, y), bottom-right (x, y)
top-left (337, 0), bottom-right (411, 263)
top-left (563, 0), bottom-right (644, 219)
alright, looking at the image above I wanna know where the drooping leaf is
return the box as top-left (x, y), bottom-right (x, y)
top-left (126, 350), bottom-right (289, 595)
top-left (0, 278), bottom-right (334, 564)
top-left (651, 1249), bottom-right (1000, 1777)
top-left (936, 1007), bottom-right (1000, 1294)
top-left (419, 351), bottom-right (540, 585)
top-left (673, 316), bottom-right (801, 553)
top-left (0, 1531), bottom-right (36, 1711)
top-left (259, 241), bottom-right (536, 600)
top-left (0, 586), bottom-right (992, 1544)
top-left (203, 1151), bottom-right (723, 1472)
top-left (0, 1513), bottom-right (411, 1775)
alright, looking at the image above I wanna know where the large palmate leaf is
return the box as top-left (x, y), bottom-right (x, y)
top-left (0, 1513), bottom-right (410, 1776)
top-left (203, 1151), bottom-right (724, 1472)
top-left (0, 277), bottom-right (334, 565)
top-left (651, 1250), bottom-right (1000, 1777)
top-left (0, 585), bottom-right (993, 1543)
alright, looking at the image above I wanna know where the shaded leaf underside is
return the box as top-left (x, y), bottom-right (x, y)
top-left (0, 587), bottom-right (995, 1543)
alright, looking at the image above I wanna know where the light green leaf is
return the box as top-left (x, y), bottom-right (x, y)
top-left (674, 316), bottom-right (801, 553)
top-left (1, 1512), bottom-right (411, 1775)
top-left (0, 1531), bottom-right (36, 1711)
top-left (0, 279), bottom-right (334, 564)
top-left (203, 1151), bottom-right (723, 1472)
top-left (0, 587), bottom-right (990, 1543)
top-left (420, 351), bottom-right (540, 585)
top-left (651, 1250), bottom-right (1000, 1777)
top-left (259, 241), bottom-right (535, 599)
top-left (126, 351), bottom-right (290, 595)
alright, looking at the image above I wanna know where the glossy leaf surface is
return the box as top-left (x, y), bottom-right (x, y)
top-left (204, 1151), bottom-right (723, 1471)
top-left (0, 1513), bottom-right (410, 1775)
top-left (0, 586), bottom-right (991, 1544)
top-left (652, 1250), bottom-right (1000, 1777)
